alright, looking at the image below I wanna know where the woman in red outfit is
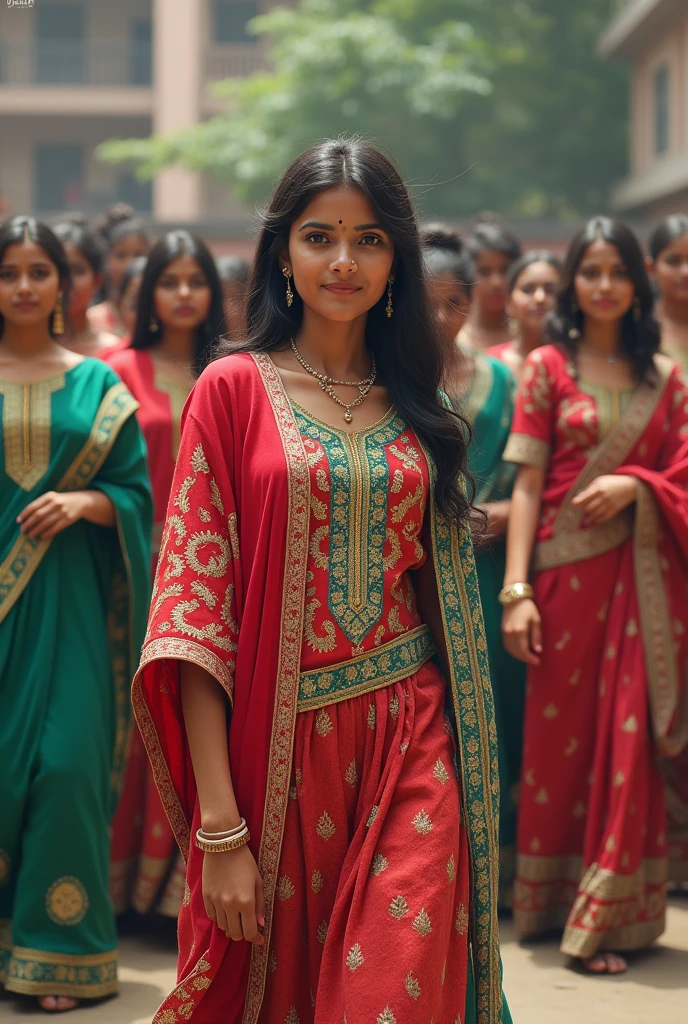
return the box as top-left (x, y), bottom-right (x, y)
top-left (502, 217), bottom-right (688, 974)
top-left (132, 140), bottom-right (509, 1024)
top-left (487, 250), bottom-right (561, 381)
top-left (108, 231), bottom-right (225, 917)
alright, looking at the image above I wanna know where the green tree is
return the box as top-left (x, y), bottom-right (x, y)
top-left (98, 0), bottom-right (627, 218)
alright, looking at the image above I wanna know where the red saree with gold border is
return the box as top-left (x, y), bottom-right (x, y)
top-left (504, 345), bottom-right (688, 957)
top-left (132, 353), bottom-right (507, 1023)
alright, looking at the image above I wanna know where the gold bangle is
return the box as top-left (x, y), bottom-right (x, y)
top-left (196, 830), bottom-right (251, 854)
top-left (498, 582), bottom-right (534, 606)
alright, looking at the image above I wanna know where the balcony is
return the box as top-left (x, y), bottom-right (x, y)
top-left (202, 44), bottom-right (265, 112)
top-left (0, 40), bottom-right (153, 116)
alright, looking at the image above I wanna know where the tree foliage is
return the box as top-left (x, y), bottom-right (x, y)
top-left (98, 0), bottom-right (627, 218)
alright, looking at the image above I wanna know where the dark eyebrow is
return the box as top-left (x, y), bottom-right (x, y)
top-left (298, 221), bottom-right (335, 232)
top-left (354, 223), bottom-right (384, 231)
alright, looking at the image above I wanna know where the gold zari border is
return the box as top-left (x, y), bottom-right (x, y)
top-left (634, 481), bottom-right (688, 755)
top-left (503, 432), bottom-right (550, 470)
top-left (243, 354), bottom-right (311, 1024)
top-left (3, 945), bottom-right (118, 999)
top-left (0, 382), bottom-right (138, 624)
top-left (532, 512), bottom-right (632, 570)
top-left (297, 625), bottom-right (434, 712)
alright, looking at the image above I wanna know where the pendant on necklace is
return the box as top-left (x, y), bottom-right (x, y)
top-left (344, 409), bottom-right (353, 423)
top-left (608, 357), bottom-right (615, 365)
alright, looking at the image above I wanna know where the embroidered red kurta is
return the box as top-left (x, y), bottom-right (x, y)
top-left (504, 344), bottom-right (688, 957)
top-left (132, 354), bottom-right (506, 1023)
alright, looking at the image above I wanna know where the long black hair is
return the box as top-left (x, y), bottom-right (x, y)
top-left (547, 216), bottom-right (659, 382)
top-left (52, 219), bottom-right (105, 276)
top-left (218, 138), bottom-right (472, 523)
top-left (130, 230), bottom-right (225, 376)
top-left (648, 214), bottom-right (688, 261)
top-left (0, 216), bottom-right (71, 339)
top-left (421, 224), bottom-right (475, 298)
top-left (507, 250), bottom-right (562, 293)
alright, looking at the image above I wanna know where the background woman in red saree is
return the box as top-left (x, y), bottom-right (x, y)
top-left (501, 216), bottom-right (688, 975)
top-left (133, 139), bottom-right (509, 1024)
top-left (108, 232), bottom-right (225, 918)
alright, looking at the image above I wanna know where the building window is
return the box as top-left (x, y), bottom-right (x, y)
top-left (654, 64), bottom-right (670, 156)
top-left (34, 144), bottom-right (84, 213)
top-left (214, 0), bottom-right (259, 45)
top-left (36, 2), bottom-right (85, 85)
top-left (130, 19), bottom-right (153, 85)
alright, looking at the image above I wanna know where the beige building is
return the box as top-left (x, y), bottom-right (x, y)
top-left (599, 0), bottom-right (688, 220)
top-left (0, 0), bottom-right (271, 230)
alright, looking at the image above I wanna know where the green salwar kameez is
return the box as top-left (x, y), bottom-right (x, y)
top-left (455, 350), bottom-right (526, 907)
top-left (0, 359), bottom-right (151, 999)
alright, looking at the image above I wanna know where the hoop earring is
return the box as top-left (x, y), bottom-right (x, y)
top-left (633, 296), bottom-right (641, 323)
top-left (282, 266), bottom-right (294, 308)
top-left (149, 314), bottom-right (159, 332)
top-left (386, 276), bottom-right (395, 319)
top-left (52, 293), bottom-right (65, 336)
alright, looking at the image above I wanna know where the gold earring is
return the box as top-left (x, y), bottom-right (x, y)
top-left (282, 266), bottom-right (294, 308)
top-left (386, 276), bottom-right (395, 318)
top-left (52, 292), bottom-right (65, 335)
top-left (149, 314), bottom-right (159, 332)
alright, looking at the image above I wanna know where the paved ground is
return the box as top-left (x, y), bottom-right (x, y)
top-left (1, 899), bottom-right (686, 1023)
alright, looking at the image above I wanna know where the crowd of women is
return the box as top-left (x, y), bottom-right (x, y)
top-left (0, 138), bottom-right (686, 1023)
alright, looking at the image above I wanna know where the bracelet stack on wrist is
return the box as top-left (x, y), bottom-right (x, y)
top-left (498, 582), bottom-right (534, 607)
top-left (196, 818), bottom-right (250, 854)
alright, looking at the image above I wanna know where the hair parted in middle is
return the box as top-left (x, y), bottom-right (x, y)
top-left (130, 230), bottom-right (225, 376)
top-left (217, 136), bottom-right (475, 524)
top-left (547, 216), bottom-right (660, 383)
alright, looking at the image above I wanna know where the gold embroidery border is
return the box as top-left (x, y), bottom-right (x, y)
top-left (420, 444), bottom-right (502, 1024)
top-left (461, 349), bottom-right (494, 428)
top-left (3, 945), bottom-right (118, 999)
top-left (0, 383), bottom-right (139, 624)
top-left (561, 916), bottom-right (665, 958)
top-left (634, 482), bottom-right (687, 755)
top-left (532, 512), bottom-right (632, 570)
top-left (132, 637), bottom-right (234, 862)
top-left (0, 375), bottom-right (65, 491)
top-left (297, 625), bottom-right (435, 712)
top-left (551, 355), bottom-right (673, 538)
top-left (503, 432), bottom-right (550, 470)
top-left (243, 353), bottom-right (310, 1024)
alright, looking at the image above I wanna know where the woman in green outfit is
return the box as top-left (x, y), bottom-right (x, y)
top-left (424, 226), bottom-right (526, 906)
top-left (0, 217), bottom-right (151, 1012)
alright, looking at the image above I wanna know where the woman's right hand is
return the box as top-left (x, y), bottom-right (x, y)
top-left (202, 845), bottom-right (265, 945)
top-left (502, 598), bottom-right (542, 665)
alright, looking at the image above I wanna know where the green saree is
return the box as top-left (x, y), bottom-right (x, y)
top-left (0, 358), bottom-right (151, 999)
top-left (454, 350), bottom-right (526, 907)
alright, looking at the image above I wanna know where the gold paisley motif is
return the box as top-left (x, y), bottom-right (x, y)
top-left (46, 877), bottom-right (89, 926)
top-left (304, 598), bottom-right (337, 653)
top-left (185, 531), bottom-right (230, 578)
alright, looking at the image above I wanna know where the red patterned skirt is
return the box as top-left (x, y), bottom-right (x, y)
top-left (171, 660), bottom-right (470, 1023)
top-left (514, 550), bottom-right (667, 957)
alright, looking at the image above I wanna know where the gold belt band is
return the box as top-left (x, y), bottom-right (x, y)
top-left (532, 512), bottom-right (632, 572)
top-left (297, 624), bottom-right (435, 713)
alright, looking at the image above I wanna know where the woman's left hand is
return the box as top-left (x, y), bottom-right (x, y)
top-left (571, 474), bottom-right (636, 526)
top-left (18, 491), bottom-right (88, 540)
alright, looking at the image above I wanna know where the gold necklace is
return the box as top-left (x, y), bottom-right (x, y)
top-left (290, 339), bottom-right (376, 423)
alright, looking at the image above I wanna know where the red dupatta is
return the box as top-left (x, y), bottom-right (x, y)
top-left (133, 353), bottom-right (309, 1021)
